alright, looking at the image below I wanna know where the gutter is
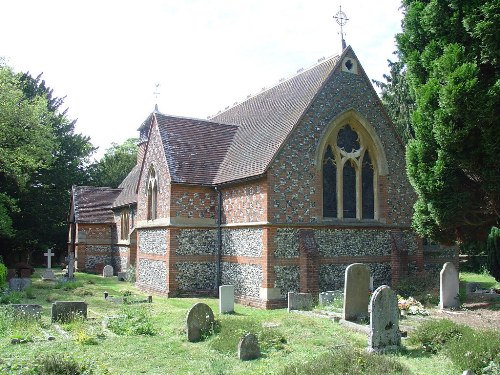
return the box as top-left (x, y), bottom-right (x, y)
top-left (215, 186), bottom-right (222, 291)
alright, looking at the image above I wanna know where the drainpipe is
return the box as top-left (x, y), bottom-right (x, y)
top-left (215, 187), bottom-right (222, 292)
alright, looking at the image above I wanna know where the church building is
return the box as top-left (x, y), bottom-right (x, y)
top-left (67, 47), bottom-right (457, 308)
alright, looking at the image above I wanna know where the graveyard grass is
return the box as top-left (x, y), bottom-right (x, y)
top-left (0, 271), bottom-right (496, 375)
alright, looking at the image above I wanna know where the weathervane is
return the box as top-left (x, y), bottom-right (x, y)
top-left (153, 83), bottom-right (160, 111)
top-left (333, 5), bottom-right (349, 51)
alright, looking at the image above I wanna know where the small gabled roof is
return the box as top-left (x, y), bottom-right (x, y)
top-left (211, 53), bottom-right (341, 183)
top-left (155, 114), bottom-right (238, 185)
top-left (72, 186), bottom-right (121, 223)
top-left (112, 164), bottom-right (140, 208)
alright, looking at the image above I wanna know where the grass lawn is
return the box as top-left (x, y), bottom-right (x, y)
top-left (0, 270), bottom-right (496, 374)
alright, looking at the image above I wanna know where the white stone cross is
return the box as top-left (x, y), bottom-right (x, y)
top-left (44, 248), bottom-right (55, 269)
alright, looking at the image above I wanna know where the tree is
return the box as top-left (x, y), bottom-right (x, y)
top-left (0, 62), bottom-right (55, 239)
top-left (91, 138), bottom-right (138, 188)
top-left (487, 227), bottom-right (500, 281)
top-left (397, 0), bottom-right (499, 243)
top-left (373, 55), bottom-right (415, 143)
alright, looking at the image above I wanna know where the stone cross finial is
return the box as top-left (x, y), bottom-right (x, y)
top-left (44, 249), bottom-right (55, 269)
top-left (333, 6), bottom-right (349, 51)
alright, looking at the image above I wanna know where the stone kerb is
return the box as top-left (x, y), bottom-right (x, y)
top-left (9, 278), bottom-right (31, 291)
top-left (103, 265), bottom-right (114, 277)
top-left (10, 304), bottom-right (42, 319)
top-left (368, 285), bottom-right (400, 352)
top-left (238, 333), bottom-right (261, 360)
top-left (51, 301), bottom-right (88, 323)
top-left (287, 292), bottom-right (313, 312)
top-left (343, 263), bottom-right (370, 321)
top-left (440, 262), bottom-right (460, 309)
top-left (186, 302), bottom-right (215, 342)
top-left (219, 285), bottom-right (235, 314)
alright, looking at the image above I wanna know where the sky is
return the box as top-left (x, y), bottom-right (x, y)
top-left (1, 0), bottom-right (403, 160)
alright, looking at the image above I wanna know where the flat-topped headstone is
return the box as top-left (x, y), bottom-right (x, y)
top-left (238, 333), bottom-right (260, 361)
top-left (42, 269), bottom-right (56, 281)
top-left (219, 285), bottom-right (235, 314)
top-left (440, 262), bottom-right (460, 309)
top-left (51, 301), bottom-right (87, 323)
top-left (287, 292), bottom-right (313, 312)
top-left (9, 278), bottom-right (31, 291)
top-left (102, 265), bottom-right (114, 277)
top-left (10, 304), bottom-right (42, 318)
top-left (368, 285), bottom-right (400, 352)
top-left (319, 291), bottom-right (335, 306)
top-left (343, 263), bottom-right (370, 321)
top-left (186, 302), bottom-right (215, 342)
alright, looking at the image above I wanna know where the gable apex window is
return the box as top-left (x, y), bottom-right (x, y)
top-left (147, 167), bottom-right (158, 220)
top-left (322, 123), bottom-right (376, 220)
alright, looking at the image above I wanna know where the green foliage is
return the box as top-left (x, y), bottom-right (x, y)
top-left (106, 305), bottom-right (157, 336)
top-left (29, 354), bottom-right (108, 375)
top-left (410, 319), bottom-right (472, 353)
top-left (90, 138), bottom-right (138, 188)
top-left (397, 0), bottom-right (500, 244)
top-left (0, 262), bottom-right (7, 287)
top-left (209, 316), bottom-right (286, 355)
top-left (394, 274), bottom-right (439, 306)
top-left (487, 227), bottom-right (500, 281)
top-left (0, 290), bottom-right (23, 304)
top-left (278, 346), bottom-right (411, 375)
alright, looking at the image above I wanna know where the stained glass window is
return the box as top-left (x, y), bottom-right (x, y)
top-left (323, 145), bottom-right (337, 217)
top-left (362, 151), bottom-right (374, 219)
top-left (343, 160), bottom-right (356, 218)
top-left (337, 125), bottom-right (360, 153)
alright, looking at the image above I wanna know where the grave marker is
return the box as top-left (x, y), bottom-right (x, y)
top-left (343, 263), bottom-right (370, 321)
top-left (42, 248), bottom-right (56, 280)
top-left (10, 304), bottom-right (42, 319)
top-left (186, 302), bottom-right (215, 342)
top-left (368, 285), bottom-right (400, 352)
top-left (103, 265), bottom-right (114, 277)
top-left (9, 278), bottom-right (31, 291)
top-left (238, 333), bottom-right (260, 361)
top-left (51, 301), bottom-right (87, 323)
top-left (287, 292), bottom-right (313, 312)
top-left (219, 285), bottom-right (235, 314)
top-left (440, 262), bottom-right (460, 309)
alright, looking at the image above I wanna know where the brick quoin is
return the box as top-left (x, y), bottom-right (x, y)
top-left (299, 229), bottom-right (319, 295)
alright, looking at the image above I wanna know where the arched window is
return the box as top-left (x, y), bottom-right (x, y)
top-left (322, 124), bottom-right (376, 219)
top-left (147, 167), bottom-right (158, 220)
top-left (120, 210), bottom-right (130, 240)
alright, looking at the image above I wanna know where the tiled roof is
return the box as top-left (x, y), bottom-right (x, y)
top-left (72, 186), bottom-right (122, 223)
top-left (112, 164), bottom-right (140, 208)
top-left (211, 54), bottom-right (340, 183)
top-left (155, 114), bottom-right (238, 185)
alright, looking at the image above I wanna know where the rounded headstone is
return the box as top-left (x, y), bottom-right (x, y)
top-left (186, 302), bottom-right (215, 342)
top-left (238, 333), bottom-right (260, 361)
top-left (343, 263), bottom-right (370, 321)
top-left (368, 285), bottom-right (401, 352)
top-left (440, 262), bottom-right (460, 309)
top-left (102, 265), bottom-right (114, 277)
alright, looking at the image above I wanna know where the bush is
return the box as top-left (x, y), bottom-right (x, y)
top-left (278, 346), bottom-right (411, 375)
top-left (34, 354), bottom-right (108, 374)
top-left (409, 319), bottom-right (472, 353)
top-left (0, 262), bottom-right (7, 288)
top-left (445, 329), bottom-right (500, 373)
top-left (0, 291), bottom-right (23, 304)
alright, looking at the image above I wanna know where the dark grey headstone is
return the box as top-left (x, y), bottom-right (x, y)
top-left (368, 285), bottom-right (401, 352)
top-left (51, 301), bottom-right (87, 323)
top-left (238, 333), bottom-right (260, 361)
top-left (10, 304), bottom-right (42, 319)
top-left (8, 278), bottom-right (31, 291)
top-left (287, 292), bottom-right (313, 312)
top-left (186, 302), bottom-right (215, 342)
top-left (117, 272), bottom-right (127, 281)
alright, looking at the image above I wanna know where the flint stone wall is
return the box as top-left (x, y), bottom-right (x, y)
top-left (137, 258), bottom-right (167, 291)
top-left (274, 229), bottom-right (299, 258)
top-left (274, 265), bottom-right (300, 296)
top-left (222, 228), bottom-right (263, 257)
top-left (139, 229), bottom-right (167, 255)
top-left (319, 263), bottom-right (391, 291)
top-left (176, 229), bottom-right (217, 255)
top-left (221, 262), bottom-right (262, 298)
top-left (176, 262), bottom-right (216, 291)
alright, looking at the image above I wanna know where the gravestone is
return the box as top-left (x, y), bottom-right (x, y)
top-left (9, 278), bottom-right (31, 291)
top-left (343, 263), bottom-right (370, 321)
top-left (66, 253), bottom-right (76, 278)
top-left (186, 302), bottom-right (215, 342)
top-left (219, 285), bottom-right (234, 314)
top-left (117, 271), bottom-right (127, 281)
top-left (51, 301), bottom-right (87, 323)
top-left (287, 292), bottom-right (313, 312)
top-left (102, 265), bottom-right (114, 277)
top-left (10, 304), bottom-right (42, 318)
top-left (440, 262), bottom-right (459, 309)
top-left (238, 333), bottom-right (260, 361)
top-left (42, 248), bottom-right (56, 280)
top-left (319, 291), bottom-right (334, 306)
top-left (368, 285), bottom-right (400, 352)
